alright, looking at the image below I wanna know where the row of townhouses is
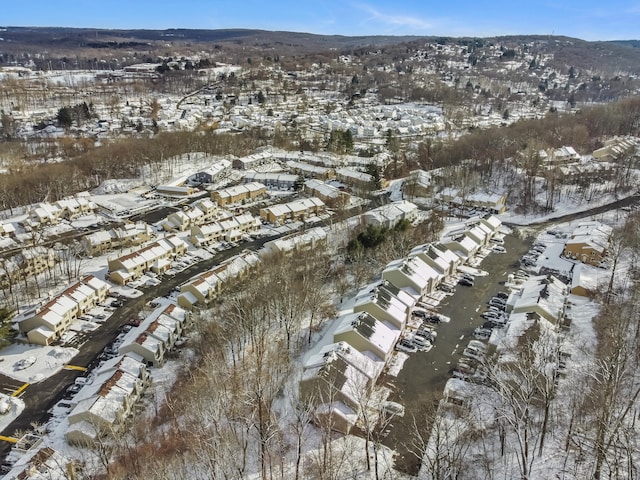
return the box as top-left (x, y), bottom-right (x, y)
top-left (177, 251), bottom-right (261, 310)
top-left (65, 353), bottom-right (151, 446)
top-left (107, 235), bottom-right (188, 285)
top-left (18, 275), bottom-right (110, 345)
top-left (299, 215), bottom-right (503, 433)
top-left (259, 197), bottom-right (326, 225)
top-left (160, 198), bottom-right (219, 232)
top-left (81, 222), bottom-right (155, 256)
top-left (189, 212), bottom-right (260, 247)
top-left (25, 194), bottom-right (97, 227)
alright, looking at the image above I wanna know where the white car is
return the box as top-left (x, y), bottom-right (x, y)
top-left (467, 340), bottom-right (488, 352)
top-left (492, 245), bottom-right (507, 254)
top-left (411, 334), bottom-right (433, 351)
top-left (381, 400), bottom-right (405, 417)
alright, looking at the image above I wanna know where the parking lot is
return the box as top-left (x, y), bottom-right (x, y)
top-left (383, 232), bottom-right (532, 474)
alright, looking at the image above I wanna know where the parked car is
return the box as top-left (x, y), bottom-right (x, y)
top-left (495, 291), bottom-right (509, 300)
top-left (381, 400), bottom-right (405, 417)
top-left (467, 340), bottom-right (488, 352)
top-left (482, 310), bottom-right (505, 320)
top-left (474, 327), bottom-right (493, 340)
top-left (461, 273), bottom-right (475, 282)
top-left (411, 334), bottom-right (433, 351)
top-left (412, 309), bottom-right (427, 319)
top-left (489, 300), bottom-right (507, 310)
top-left (490, 237), bottom-right (504, 245)
top-left (439, 283), bottom-right (455, 293)
top-left (425, 313), bottom-right (450, 324)
top-left (453, 359), bottom-right (476, 376)
top-left (67, 384), bottom-right (82, 394)
top-left (418, 325), bottom-right (438, 340)
top-left (483, 318), bottom-right (506, 328)
top-left (415, 329), bottom-right (436, 344)
top-left (395, 339), bottom-right (418, 353)
top-left (462, 346), bottom-right (485, 362)
top-left (458, 278), bottom-right (474, 287)
top-left (492, 245), bottom-right (507, 254)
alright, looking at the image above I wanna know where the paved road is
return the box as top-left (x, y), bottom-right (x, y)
top-left (503, 194), bottom-right (640, 228)
top-left (0, 233), bottom-right (281, 462)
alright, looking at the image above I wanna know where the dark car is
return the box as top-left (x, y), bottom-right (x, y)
top-left (483, 319), bottom-right (506, 329)
top-left (458, 278), bottom-right (474, 287)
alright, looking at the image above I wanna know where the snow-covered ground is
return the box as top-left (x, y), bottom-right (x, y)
top-left (0, 344), bottom-right (78, 384)
top-left (0, 394), bottom-right (25, 436)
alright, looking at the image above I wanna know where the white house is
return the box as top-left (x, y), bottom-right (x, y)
top-left (65, 355), bottom-right (149, 445)
top-left (409, 242), bottom-right (461, 277)
top-left (352, 286), bottom-right (409, 330)
top-left (333, 311), bottom-right (400, 362)
top-left (442, 234), bottom-right (481, 261)
top-left (382, 256), bottom-right (442, 297)
top-left (262, 227), bottom-right (327, 256)
top-left (363, 201), bottom-right (419, 229)
top-left (508, 275), bottom-right (568, 324)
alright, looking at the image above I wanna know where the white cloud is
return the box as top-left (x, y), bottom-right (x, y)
top-left (354, 2), bottom-right (434, 31)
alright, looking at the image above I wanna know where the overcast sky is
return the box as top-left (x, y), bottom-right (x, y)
top-left (3, 0), bottom-right (640, 41)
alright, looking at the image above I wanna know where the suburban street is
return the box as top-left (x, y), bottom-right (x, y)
top-left (0, 233), bottom-right (281, 462)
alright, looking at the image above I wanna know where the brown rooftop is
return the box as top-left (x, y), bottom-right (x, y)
top-left (98, 370), bottom-right (124, 397)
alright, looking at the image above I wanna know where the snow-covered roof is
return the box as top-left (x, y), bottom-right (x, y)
top-left (382, 255), bottom-right (441, 293)
top-left (3, 446), bottom-right (73, 480)
top-left (353, 287), bottom-right (408, 328)
top-left (68, 369), bottom-right (140, 425)
top-left (333, 311), bottom-right (399, 359)
top-left (409, 243), bottom-right (455, 273)
top-left (302, 353), bottom-right (371, 407)
top-left (335, 167), bottom-right (373, 183)
top-left (304, 179), bottom-right (344, 199)
top-left (566, 221), bottom-right (612, 253)
top-left (511, 275), bottom-right (568, 323)
top-left (304, 341), bottom-right (385, 381)
top-left (214, 181), bottom-right (266, 199)
top-left (263, 226), bottom-right (327, 254)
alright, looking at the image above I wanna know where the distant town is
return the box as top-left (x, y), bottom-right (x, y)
top-left (0, 27), bottom-right (639, 480)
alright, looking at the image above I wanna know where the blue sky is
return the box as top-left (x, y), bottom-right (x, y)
top-left (3, 1), bottom-right (640, 41)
